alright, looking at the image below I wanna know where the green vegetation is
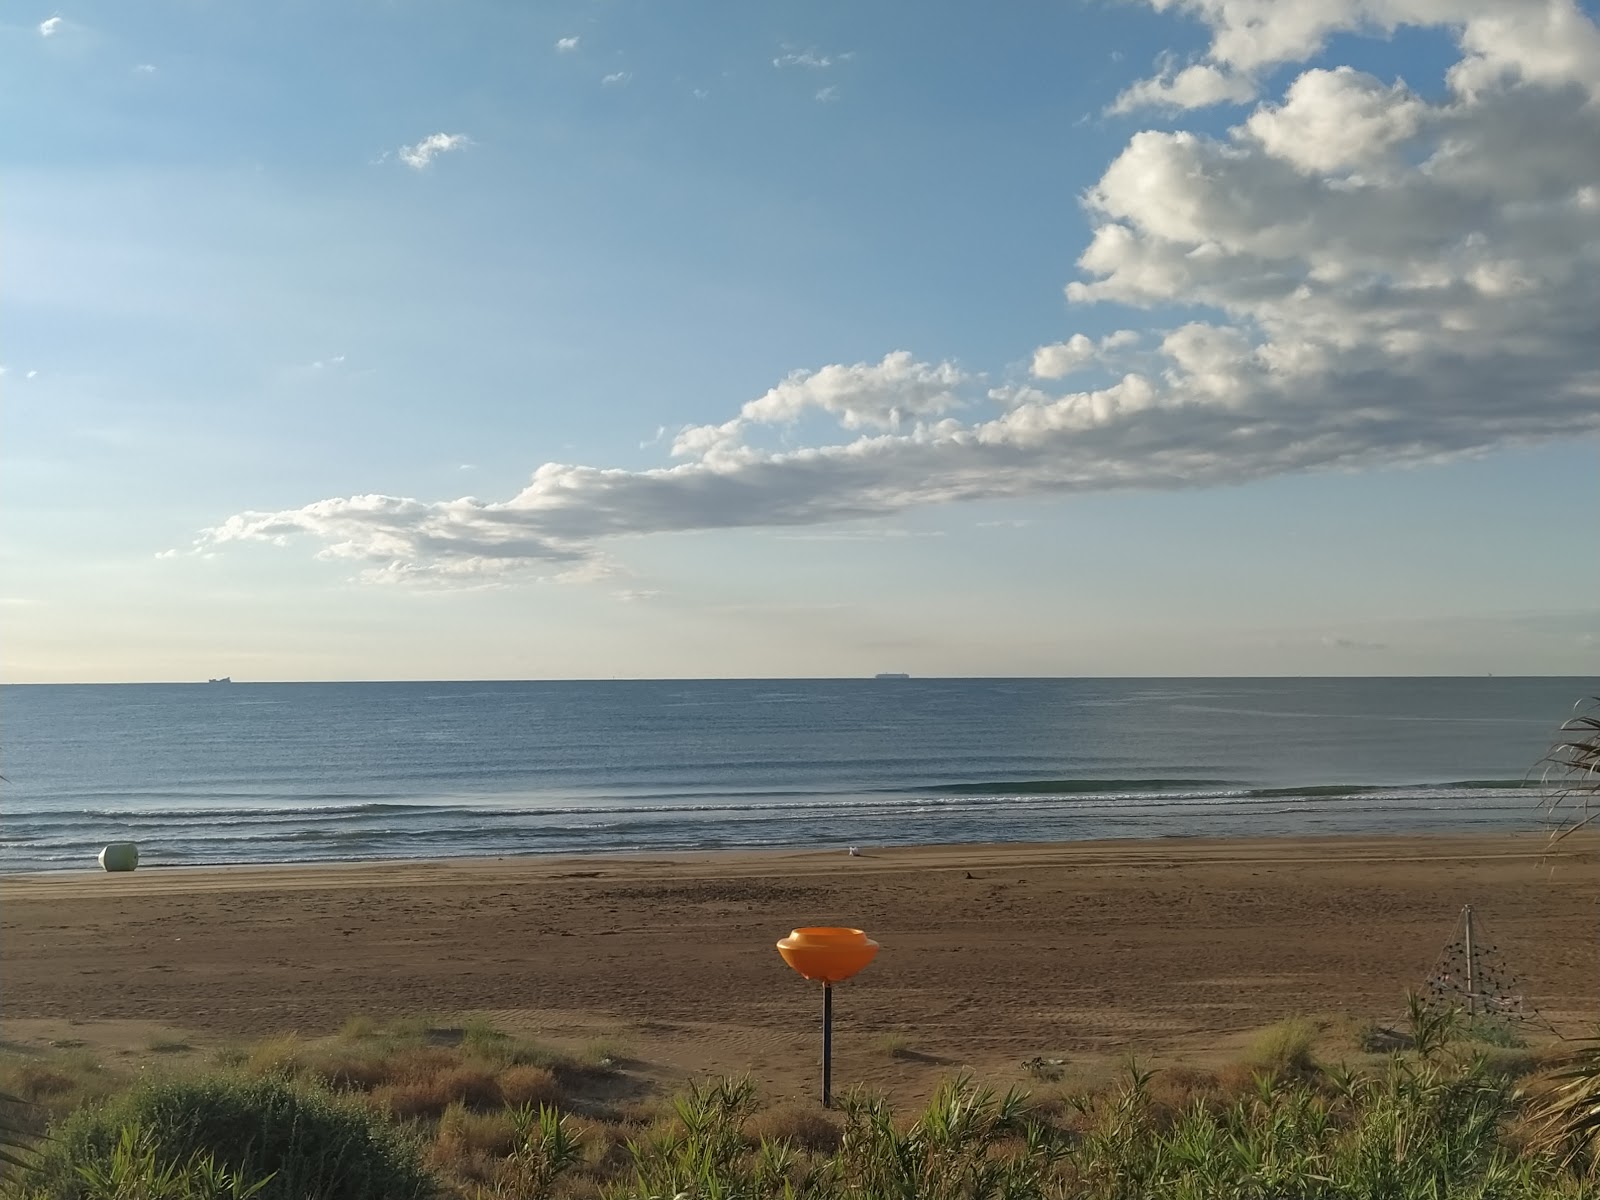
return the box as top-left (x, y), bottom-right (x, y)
top-left (19, 1076), bottom-right (429, 1200)
top-left (3, 1012), bottom-right (1599, 1199)
top-left (1244, 1017), bottom-right (1320, 1075)
top-left (875, 1033), bottom-right (914, 1060)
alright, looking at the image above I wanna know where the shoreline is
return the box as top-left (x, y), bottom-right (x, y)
top-left (0, 828), bottom-right (1574, 895)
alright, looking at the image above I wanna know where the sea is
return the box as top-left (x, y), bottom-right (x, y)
top-left (2, 677), bottom-right (1595, 873)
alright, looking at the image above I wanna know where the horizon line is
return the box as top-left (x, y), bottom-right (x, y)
top-left (5, 674), bottom-right (1599, 687)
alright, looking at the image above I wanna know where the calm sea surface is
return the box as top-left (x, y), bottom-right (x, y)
top-left (2, 678), bottom-right (1595, 872)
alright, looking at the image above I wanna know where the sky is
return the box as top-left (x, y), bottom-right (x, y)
top-left (4, 0), bottom-right (1598, 682)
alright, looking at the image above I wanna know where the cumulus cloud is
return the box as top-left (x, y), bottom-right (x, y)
top-left (601, 71), bottom-right (631, 86)
top-left (398, 132), bottom-right (470, 170)
top-left (1113, 0), bottom-right (1600, 111)
top-left (555, 36), bottom-right (579, 52)
top-left (676, 350), bottom-right (967, 450)
top-left (1031, 331), bottom-right (1139, 379)
top-left (38, 15), bottom-right (62, 36)
top-left (1246, 67), bottom-right (1424, 173)
top-left (133, 63), bottom-right (156, 74)
top-left (815, 86), bottom-right (839, 103)
top-left (1111, 62), bottom-right (1255, 112)
top-left (201, 1), bottom-right (1600, 583)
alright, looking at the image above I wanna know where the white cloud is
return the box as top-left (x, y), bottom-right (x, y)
top-left (815, 85), bottom-right (839, 103)
top-left (1031, 330), bottom-right (1139, 379)
top-left (1111, 62), bottom-right (1255, 112)
top-left (729, 351), bottom-right (966, 432)
top-left (555, 36), bottom-right (579, 52)
top-left (1113, 0), bottom-right (1600, 111)
top-left (202, 2), bottom-right (1600, 584)
top-left (1246, 67), bottom-right (1424, 174)
top-left (601, 71), bottom-right (631, 86)
top-left (398, 132), bottom-right (470, 170)
top-left (38, 15), bottom-right (62, 36)
top-left (774, 50), bottom-right (842, 69)
top-left (614, 589), bottom-right (660, 603)
top-left (692, 88), bottom-right (710, 99)
top-left (25, 370), bottom-right (38, 380)
top-left (134, 63), bottom-right (156, 74)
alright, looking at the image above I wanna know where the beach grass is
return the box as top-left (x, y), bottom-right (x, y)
top-left (875, 1033), bottom-right (914, 1059)
top-left (3, 1011), bottom-right (1590, 1199)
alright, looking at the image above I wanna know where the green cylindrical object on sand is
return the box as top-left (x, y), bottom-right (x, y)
top-left (99, 842), bottom-right (140, 872)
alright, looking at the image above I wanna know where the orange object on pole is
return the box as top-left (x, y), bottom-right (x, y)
top-left (776, 926), bottom-right (880, 982)
top-left (776, 927), bottom-right (879, 1107)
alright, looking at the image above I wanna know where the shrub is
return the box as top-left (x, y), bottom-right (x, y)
top-left (9, 1067), bottom-right (76, 1104)
top-left (303, 1049), bottom-right (390, 1093)
top-left (461, 1034), bottom-right (570, 1074)
top-left (429, 1100), bottom-right (516, 1179)
top-left (459, 1017), bottom-right (509, 1057)
top-left (339, 1015), bottom-right (379, 1042)
top-left (374, 1066), bottom-right (501, 1120)
top-left (241, 1036), bottom-right (302, 1080)
top-left (1245, 1017), bottom-right (1319, 1075)
top-left (744, 1102), bottom-right (843, 1153)
top-left (496, 1065), bottom-right (560, 1109)
top-left (24, 1074), bottom-right (434, 1200)
top-left (1462, 1016), bottom-right (1527, 1049)
top-left (0, 1059), bottom-right (126, 1124)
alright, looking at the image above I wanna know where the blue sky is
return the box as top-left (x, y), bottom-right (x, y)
top-left (4, 0), bottom-right (1598, 681)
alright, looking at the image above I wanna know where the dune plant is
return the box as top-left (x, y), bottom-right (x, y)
top-left (22, 1076), bottom-right (431, 1200)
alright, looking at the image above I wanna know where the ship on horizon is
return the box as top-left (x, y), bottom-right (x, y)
top-left (873, 672), bottom-right (911, 680)
top-left (207, 676), bottom-right (232, 684)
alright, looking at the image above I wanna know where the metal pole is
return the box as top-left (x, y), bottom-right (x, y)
top-left (1463, 904), bottom-right (1476, 1017)
top-left (822, 982), bottom-right (834, 1109)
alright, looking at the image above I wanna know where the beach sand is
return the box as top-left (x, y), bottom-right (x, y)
top-left (4, 834), bottom-right (1599, 1099)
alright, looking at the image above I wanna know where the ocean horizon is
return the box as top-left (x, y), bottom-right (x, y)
top-left (3, 676), bottom-right (1596, 873)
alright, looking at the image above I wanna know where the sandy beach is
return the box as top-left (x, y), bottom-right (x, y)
top-left (5, 833), bottom-right (1599, 1098)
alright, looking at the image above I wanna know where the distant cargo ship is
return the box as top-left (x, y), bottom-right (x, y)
top-left (207, 676), bottom-right (232, 684)
top-left (874, 672), bottom-right (911, 680)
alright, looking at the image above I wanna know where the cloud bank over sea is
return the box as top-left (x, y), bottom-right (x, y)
top-left (203, 0), bottom-right (1600, 583)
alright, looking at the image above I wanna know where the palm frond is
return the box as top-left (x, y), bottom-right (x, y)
top-left (0, 1089), bottom-right (40, 1180)
top-left (1539, 697), bottom-right (1600, 842)
top-left (1526, 1040), bottom-right (1600, 1173)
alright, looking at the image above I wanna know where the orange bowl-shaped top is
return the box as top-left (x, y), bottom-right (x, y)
top-left (776, 926), bottom-right (880, 983)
